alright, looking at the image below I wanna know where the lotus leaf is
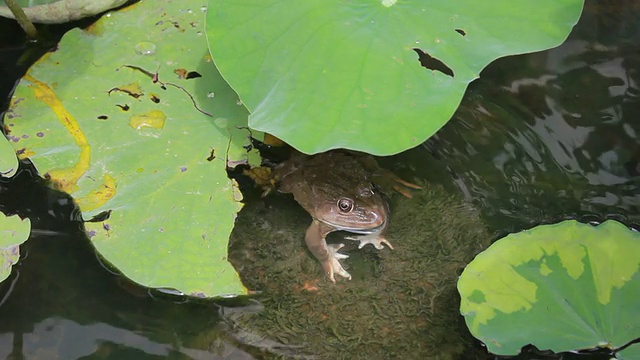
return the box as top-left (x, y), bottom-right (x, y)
top-left (458, 220), bottom-right (640, 358)
top-left (0, 130), bottom-right (18, 178)
top-left (206, 0), bottom-right (584, 155)
top-left (0, 213), bottom-right (31, 283)
top-left (4, 0), bottom-right (257, 297)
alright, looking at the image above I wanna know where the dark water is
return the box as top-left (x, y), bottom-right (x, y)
top-left (417, 1), bottom-right (640, 235)
top-left (0, 1), bottom-right (639, 359)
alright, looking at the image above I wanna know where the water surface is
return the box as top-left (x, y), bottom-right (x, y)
top-left (1, 1), bottom-right (639, 358)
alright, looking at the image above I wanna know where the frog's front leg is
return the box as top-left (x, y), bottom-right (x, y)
top-left (305, 220), bottom-right (351, 283)
top-left (345, 233), bottom-right (394, 250)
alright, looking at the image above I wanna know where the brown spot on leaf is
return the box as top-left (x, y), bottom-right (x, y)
top-left (206, 148), bottom-right (216, 161)
top-left (108, 82), bottom-right (143, 99)
top-left (174, 68), bottom-right (188, 78)
top-left (122, 65), bottom-right (155, 79)
top-left (174, 69), bottom-right (202, 80)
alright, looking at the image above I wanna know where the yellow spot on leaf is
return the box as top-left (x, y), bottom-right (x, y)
top-left (231, 179), bottom-right (243, 202)
top-left (85, 20), bottom-right (105, 36)
top-left (24, 74), bottom-right (90, 194)
top-left (129, 110), bottom-right (166, 130)
top-left (75, 174), bottom-right (117, 212)
top-left (119, 82), bottom-right (143, 97)
top-left (17, 148), bottom-right (35, 159)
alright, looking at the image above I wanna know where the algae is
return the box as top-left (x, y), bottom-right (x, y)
top-left (226, 182), bottom-right (491, 359)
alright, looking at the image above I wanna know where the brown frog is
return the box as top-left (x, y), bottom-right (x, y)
top-left (275, 151), bottom-right (419, 283)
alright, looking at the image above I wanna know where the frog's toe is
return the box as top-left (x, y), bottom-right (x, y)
top-left (329, 243), bottom-right (350, 260)
top-left (346, 235), bottom-right (394, 250)
top-left (394, 176), bottom-right (422, 189)
top-left (324, 244), bottom-right (351, 283)
top-left (371, 169), bottom-right (422, 198)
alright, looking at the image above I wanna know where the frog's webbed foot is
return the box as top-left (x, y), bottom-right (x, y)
top-left (349, 152), bottom-right (421, 198)
top-left (317, 243), bottom-right (351, 283)
top-left (390, 175), bottom-right (422, 198)
top-left (323, 244), bottom-right (351, 283)
top-left (345, 234), bottom-right (394, 250)
top-left (371, 169), bottom-right (422, 199)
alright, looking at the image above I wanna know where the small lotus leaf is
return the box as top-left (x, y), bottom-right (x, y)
top-left (0, 213), bottom-right (31, 283)
top-left (458, 220), bottom-right (640, 357)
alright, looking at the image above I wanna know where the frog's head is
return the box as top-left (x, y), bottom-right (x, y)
top-left (314, 183), bottom-right (387, 233)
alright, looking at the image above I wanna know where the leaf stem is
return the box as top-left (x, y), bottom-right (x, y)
top-left (4, 0), bottom-right (38, 39)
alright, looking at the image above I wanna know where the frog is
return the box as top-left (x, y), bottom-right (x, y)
top-left (275, 151), bottom-right (420, 283)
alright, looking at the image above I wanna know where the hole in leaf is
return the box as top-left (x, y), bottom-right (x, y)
top-left (186, 71), bottom-right (202, 79)
top-left (174, 69), bottom-right (203, 79)
top-left (86, 210), bottom-right (112, 222)
top-left (455, 28), bottom-right (466, 36)
top-left (413, 48), bottom-right (454, 78)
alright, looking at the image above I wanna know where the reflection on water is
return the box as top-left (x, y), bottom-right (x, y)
top-left (0, 165), bottom-right (259, 359)
top-left (419, 0), bottom-right (640, 232)
top-left (2, 318), bottom-right (215, 359)
top-left (1, 0), bottom-right (639, 359)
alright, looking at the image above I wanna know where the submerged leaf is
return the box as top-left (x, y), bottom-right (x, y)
top-left (0, 0), bottom-right (128, 24)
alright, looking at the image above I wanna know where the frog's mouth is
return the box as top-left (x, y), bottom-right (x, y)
top-left (329, 221), bottom-right (386, 234)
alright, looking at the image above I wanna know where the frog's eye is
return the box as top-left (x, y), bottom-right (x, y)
top-left (337, 198), bottom-right (354, 213)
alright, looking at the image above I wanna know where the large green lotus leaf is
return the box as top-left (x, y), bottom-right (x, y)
top-left (4, 0), bottom-right (257, 297)
top-left (458, 220), bottom-right (640, 357)
top-left (620, 345), bottom-right (640, 360)
top-left (0, 213), bottom-right (31, 283)
top-left (206, 0), bottom-right (584, 155)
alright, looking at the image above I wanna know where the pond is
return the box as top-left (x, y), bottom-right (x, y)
top-left (0, 0), bottom-right (638, 359)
